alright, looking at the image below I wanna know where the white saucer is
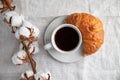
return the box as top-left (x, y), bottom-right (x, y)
top-left (44, 15), bottom-right (83, 63)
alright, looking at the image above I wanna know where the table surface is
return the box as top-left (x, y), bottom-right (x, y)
top-left (0, 0), bottom-right (120, 80)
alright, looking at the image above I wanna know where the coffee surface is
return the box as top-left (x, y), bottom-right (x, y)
top-left (55, 27), bottom-right (79, 51)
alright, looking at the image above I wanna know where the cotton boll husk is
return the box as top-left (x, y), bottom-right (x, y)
top-left (4, 11), bottom-right (17, 23)
top-left (12, 54), bottom-right (23, 65)
top-left (19, 26), bottom-right (30, 38)
top-left (11, 15), bottom-right (24, 27)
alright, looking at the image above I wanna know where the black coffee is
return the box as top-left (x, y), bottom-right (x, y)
top-left (55, 27), bottom-right (79, 51)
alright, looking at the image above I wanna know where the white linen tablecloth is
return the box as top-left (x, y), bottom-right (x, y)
top-left (0, 0), bottom-right (120, 80)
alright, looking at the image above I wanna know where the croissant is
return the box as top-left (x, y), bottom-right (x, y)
top-left (64, 13), bottom-right (104, 56)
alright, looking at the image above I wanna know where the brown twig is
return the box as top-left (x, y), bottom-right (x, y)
top-left (4, 0), bottom-right (13, 10)
top-left (0, 1), bottom-right (49, 80)
top-left (0, 0), bottom-right (15, 13)
top-left (48, 74), bottom-right (50, 80)
top-left (21, 41), bottom-right (37, 74)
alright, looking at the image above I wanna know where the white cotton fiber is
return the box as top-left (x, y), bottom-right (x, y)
top-left (29, 41), bottom-right (40, 54)
top-left (11, 15), bottom-right (24, 27)
top-left (32, 26), bottom-right (40, 38)
top-left (35, 72), bottom-right (51, 80)
top-left (16, 50), bottom-right (26, 59)
top-left (19, 26), bottom-right (30, 38)
top-left (21, 70), bottom-right (34, 78)
top-left (4, 11), bottom-right (17, 23)
top-left (12, 54), bottom-right (23, 65)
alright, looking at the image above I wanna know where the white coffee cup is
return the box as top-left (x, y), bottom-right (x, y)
top-left (44, 24), bottom-right (82, 54)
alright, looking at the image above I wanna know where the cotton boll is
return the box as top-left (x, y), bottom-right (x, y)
top-left (29, 42), bottom-right (39, 54)
top-left (34, 72), bottom-right (40, 80)
top-left (11, 15), bottom-right (24, 27)
top-left (22, 20), bottom-right (40, 38)
top-left (19, 41), bottom-right (39, 54)
top-left (21, 70), bottom-right (34, 79)
top-left (25, 70), bottom-right (34, 77)
top-left (4, 11), bottom-right (17, 23)
top-left (12, 50), bottom-right (27, 65)
top-left (19, 26), bottom-right (30, 38)
top-left (32, 26), bottom-right (40, 38)
top-left (29, 45), bottom-right (39, 54)
top-left (41, 73), bottom-right (49, 80)
top-left (12, 54), bottom-right (23, 65)
top-left (15, 26), bottom-right (30, 40)
top-left (35, 72), bottom-right (51, 80)
top-left (40, 72), bottom-right (51, 80)
top-left (16, 50), bottom-right (27, 60)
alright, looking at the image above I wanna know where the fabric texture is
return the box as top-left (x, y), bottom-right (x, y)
top-left (0, 0), bottom-right (120, 80)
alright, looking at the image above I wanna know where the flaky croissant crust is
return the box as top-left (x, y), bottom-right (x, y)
top-left (65, 13), bottom-right (104, 56)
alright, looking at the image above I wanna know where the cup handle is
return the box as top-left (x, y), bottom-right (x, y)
top-left (44, 43), bottom-right (53, 50)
